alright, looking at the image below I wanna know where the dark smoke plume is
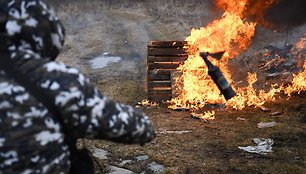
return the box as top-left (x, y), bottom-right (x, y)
top-left (245, 0), bottom-right (306, 29)
top-left (265, 0), bottom-right (306, 27)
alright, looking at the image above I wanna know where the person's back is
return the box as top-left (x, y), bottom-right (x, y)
top-left (0, 0), bottom-right (155, 173)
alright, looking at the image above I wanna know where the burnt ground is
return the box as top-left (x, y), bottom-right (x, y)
top-left (47, 1), bottom-right (306, 173)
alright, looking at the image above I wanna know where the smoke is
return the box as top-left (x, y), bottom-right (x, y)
top-left (244, 0), bottom-right (306, 29)
top-left (265, 0), bottom-right (306, 27)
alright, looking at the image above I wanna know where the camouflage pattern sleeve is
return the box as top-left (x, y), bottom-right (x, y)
top-left (38, 61), bottom-right (155, 145)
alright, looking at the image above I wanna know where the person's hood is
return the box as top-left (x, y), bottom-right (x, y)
top-left (0, 0), bottom-right (65, 60)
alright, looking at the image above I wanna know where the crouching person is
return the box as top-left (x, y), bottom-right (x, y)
top-left (0, 0), bottom-right (155, 173)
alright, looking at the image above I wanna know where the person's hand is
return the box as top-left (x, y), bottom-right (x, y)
top-left (139, 124), bottom-right (155, 146)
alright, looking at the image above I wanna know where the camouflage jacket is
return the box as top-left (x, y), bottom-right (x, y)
top-left (0, 0), bottom-right (155, 173)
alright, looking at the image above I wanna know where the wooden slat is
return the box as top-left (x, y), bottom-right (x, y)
top-left (147, 62), bottom-right (182, 70)
top-left (148, 47), bottom-right (187, 56)
top-left (148, 85), bottom-right (172, 90)
top-left (147, 87), bottom-right (172, 92)
top-left (148, 89), bottom-right (172, 95)
top-left (147, 81), bottom-right (171, 88)
top-left (147, 56), bottom-right (188, 63)
top-left (148, 41), bottom-right (188, 47)
top-left (148, 87), bottom-right (172, 92)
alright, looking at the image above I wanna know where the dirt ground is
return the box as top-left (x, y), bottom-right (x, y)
top-left (47, 0), bottom-right (306, 173)
top-left (90, 94), bottom-right (306, 174)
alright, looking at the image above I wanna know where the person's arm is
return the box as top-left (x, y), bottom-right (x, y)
top-left (36, 61), bottom-right (155, 145)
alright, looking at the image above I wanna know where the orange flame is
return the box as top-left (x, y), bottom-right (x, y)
top-left (191, 111), bottom-right (216, 121)
top-left (138, 99), bottom-right (159, 107)
top-left (169, 0), bottom-right (306, 110)
top-left (283, 35), bottom-right (306, 97)
top-left (226, 73), bottom-right (282, 110)
top-left (295, 34), bottom-right (306, 51)
top-left (170, 0), bottom-right (256, 109)
top-left (283, 61), bottom-right (306, 97)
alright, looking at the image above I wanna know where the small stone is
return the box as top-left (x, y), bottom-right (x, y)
top-left (119, 160), bottom-right (133, 166)
top-left (91, 147), bottom-right (108, 160)
top-left (147, 161), bottom-right (165, 174)
top-left (259, 106), bottom-right (271, 112)
top-left (257, 121), bottom-right (278, 128)
top-left (107, 165), bottom-right (134, 174)
top-left (270, 111), bottom-right (282, 116)
top-left (135, 155), bottom-right (149, 161)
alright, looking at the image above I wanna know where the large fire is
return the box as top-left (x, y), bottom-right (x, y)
top-left (169, 0), bottom-right (306, 110)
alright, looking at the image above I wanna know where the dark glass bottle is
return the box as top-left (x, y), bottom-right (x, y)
top-left (200, 52), bottom-right (236, 100)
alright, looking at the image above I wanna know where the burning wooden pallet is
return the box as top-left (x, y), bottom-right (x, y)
top-left (146, 41), bottom-right (188, 102)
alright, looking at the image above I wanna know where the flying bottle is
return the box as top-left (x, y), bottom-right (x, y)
top-left (200, 52), bottom-right (236, 100)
